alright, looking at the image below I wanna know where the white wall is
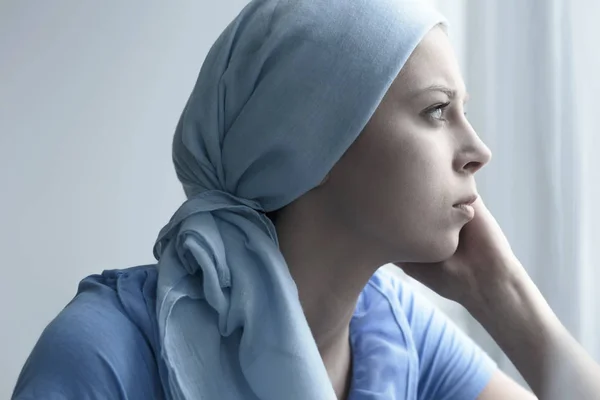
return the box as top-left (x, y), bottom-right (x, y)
top-left (0, 1), bottom-right (464, 398)
top-left (0, 2), bottom-right (249, 397)
top-left (571, 0), bottom-right (600, 361)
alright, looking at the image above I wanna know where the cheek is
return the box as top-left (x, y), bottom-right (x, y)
top-left (378, 137), bottom-right (450, 206)
top-left (325, 153), bottom-right (460, 262)
top-left (327, 119), bottom-right (456, 240)
top-left (370, 142), bottom-right (459, 260)
top-left (339, 131), bottom-right (447, 213)
top-left (377, 189), bottom-right (460, 262)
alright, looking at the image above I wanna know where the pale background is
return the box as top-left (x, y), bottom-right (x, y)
top-left (2, 0), bottom-right (598, 398)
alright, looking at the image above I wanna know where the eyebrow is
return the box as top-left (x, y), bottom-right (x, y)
top-left (414, 84), bottom-right (470, 102)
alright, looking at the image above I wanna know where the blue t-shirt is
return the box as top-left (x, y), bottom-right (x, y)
top-left (12, 266), bottom-right (496, 399)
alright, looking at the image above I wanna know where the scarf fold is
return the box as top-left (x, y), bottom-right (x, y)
top-left (153, 1), bottom-right (446, 398)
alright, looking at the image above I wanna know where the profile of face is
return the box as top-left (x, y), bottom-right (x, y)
top-left (311, 26), bottom-right (492, 264)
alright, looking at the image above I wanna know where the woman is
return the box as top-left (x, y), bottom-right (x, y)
top-left (12, 0), bottom-right (600, 399)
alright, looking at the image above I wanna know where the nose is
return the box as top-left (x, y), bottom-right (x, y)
top-left (454, 124), bottom-right (492, 174)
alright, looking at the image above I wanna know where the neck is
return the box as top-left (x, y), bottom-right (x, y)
top-left (274, 202), bottom-right (383, 398)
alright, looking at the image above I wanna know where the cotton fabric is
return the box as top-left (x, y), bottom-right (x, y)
top-left (13, 266), bottom-right (496, 400)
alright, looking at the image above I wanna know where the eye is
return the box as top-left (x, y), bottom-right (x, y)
top-left (424, 102), bottom-right (450, 122)
top-left (430, 107), bottom-right (444, 120)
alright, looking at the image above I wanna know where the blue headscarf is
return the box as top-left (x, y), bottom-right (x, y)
top-left (153, 1), bottom-right (446, 398)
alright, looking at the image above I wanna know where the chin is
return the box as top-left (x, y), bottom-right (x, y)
top-left (383, 225), bottom-right (461, 263)
top-left (419, 231), bottom-right (460, 263)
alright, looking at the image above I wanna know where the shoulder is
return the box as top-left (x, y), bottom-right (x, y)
top-left (13, 266), bottom-right (166, 400)
top-left (360, 266), bottom-right (415, 307)
top-left (356, 266), bottom-right (496, 400)
top-left (356, 266), bottom-right (419, 329)
top-left (360, 266), bottom-right (469, 342)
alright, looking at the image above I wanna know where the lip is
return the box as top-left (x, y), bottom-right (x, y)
top-left (454, 204), bottom-right (475, 221)
top-left (454, 203), bottom-right (475, 219)
top-left (453, 194), bottom-right (478, 220)
top-left (453, 194), bottom-right (478, 208)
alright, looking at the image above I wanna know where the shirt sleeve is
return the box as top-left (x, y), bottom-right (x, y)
top-left (12, 278), bottom-right (164, 400)
top-left (397, 278), bottom-right (497, 400)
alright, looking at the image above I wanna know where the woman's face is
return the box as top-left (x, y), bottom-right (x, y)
top-left (320, 26), bottom-right (492, 263)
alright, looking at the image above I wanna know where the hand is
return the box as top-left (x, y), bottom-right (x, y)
top-left (397, 197), bottom-right (526, 308)
top-left (400, 198), bottom-right (600, 400)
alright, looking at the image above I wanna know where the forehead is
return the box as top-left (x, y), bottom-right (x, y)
top-left (391, 26), bottom-right (465, 98)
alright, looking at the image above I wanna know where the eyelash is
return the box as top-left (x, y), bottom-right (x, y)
top-left (424, 102), bottom-right (467, 123)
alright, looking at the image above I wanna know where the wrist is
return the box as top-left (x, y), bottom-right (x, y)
top-left (463, 259), bottom-right (554, 326)
top-left (460, 261), bottom-right (596, 399)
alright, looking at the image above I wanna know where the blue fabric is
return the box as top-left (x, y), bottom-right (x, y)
top-left (153, 0), bottom-right (446, 398)
top-left (13, 266), bottom-right (496, 400)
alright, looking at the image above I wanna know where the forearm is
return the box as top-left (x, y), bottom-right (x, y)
top-left (466, 265), bottom-right (600, 399)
